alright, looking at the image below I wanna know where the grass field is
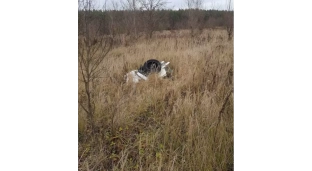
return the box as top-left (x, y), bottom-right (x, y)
top-left (78, 28), bottom-right (233, 171)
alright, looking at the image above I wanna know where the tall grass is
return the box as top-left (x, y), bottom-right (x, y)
top-left (78, 28), bottom-right (233, 171)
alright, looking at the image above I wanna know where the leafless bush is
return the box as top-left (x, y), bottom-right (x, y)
top-left (78, 0), bottom-right (113, 130)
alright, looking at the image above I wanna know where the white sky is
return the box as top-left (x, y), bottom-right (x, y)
top-left (95, 0), bottom-right (234, 10)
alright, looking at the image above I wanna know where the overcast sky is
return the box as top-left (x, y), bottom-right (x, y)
top-left (95, 0), bottom-right (233, 10)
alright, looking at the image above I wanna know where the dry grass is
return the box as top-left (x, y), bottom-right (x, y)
top-left (78, 28), bottom-right (233, 171)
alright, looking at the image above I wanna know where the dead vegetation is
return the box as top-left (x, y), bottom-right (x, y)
top-left (78, 28), bottom-right (233, 171)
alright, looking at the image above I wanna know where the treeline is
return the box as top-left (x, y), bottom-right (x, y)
top-left (78, 9), bottom-right (233, 37)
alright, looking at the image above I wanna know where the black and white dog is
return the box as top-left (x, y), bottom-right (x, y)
top-left (125, 59), bottom-right (171, 83)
